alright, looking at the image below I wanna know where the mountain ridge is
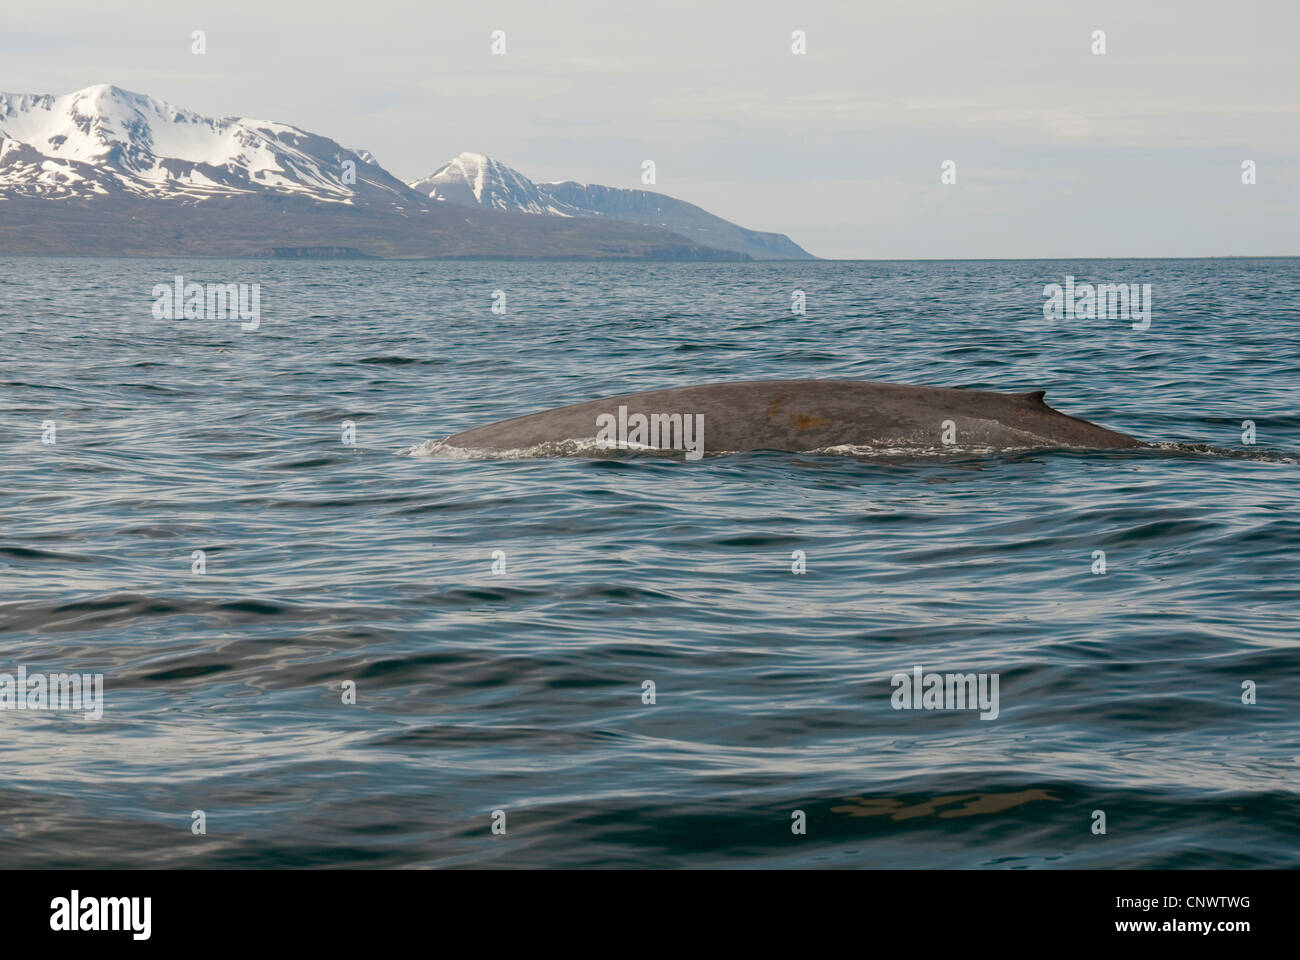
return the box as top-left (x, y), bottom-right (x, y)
top-left (0, 85), bottom-right (812, 260)
top-left (408, 150), bottom-right (813, 260)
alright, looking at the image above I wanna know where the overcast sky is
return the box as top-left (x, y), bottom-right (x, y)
top-left (4, 0), bottom-right (1298, 258)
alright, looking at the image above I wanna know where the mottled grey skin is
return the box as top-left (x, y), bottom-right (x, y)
top-left (444, 379), bottom-right (1143, 455)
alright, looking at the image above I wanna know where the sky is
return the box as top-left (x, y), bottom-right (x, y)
top-left (3, 0), bottom-right (1298, 259)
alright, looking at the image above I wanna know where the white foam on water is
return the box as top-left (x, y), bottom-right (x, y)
top-left (399, 436), bottom-right (1296, 464)
top-left (1146, 441), bottom-right (1298, 464)
top-left (400, 436), bottom-right (683, 460)
top-left (808, 443), bottom-right (1019, 458)
top-left (402, 437), bottom-right (1032, 461)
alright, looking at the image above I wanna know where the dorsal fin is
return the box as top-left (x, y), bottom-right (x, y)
top-left (1023, 389), bottom-right (1047, 403)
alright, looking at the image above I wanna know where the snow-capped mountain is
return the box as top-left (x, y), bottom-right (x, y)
top-left (408, 153), bottom-right (579, 215)
top-left (0, 84), bottom-right (412, 206)
top-left (407, 152), bottom-right (813, 260)
top-left (0, 85), bottom-right (808, 260)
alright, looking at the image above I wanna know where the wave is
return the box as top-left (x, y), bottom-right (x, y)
top-left (1143, 441), bottom-right (1298, 464)
top-left (399, 436), bottom-right (721, 460)
top-left (400, 437), bottom-right (1298, 463)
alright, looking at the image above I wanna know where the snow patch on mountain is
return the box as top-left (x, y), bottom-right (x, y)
top-left (0, 84), bottom-right (406, 204)
top-left (406, 153), bottom-right (815, 259)
top-left (409, 152), bottom-right (578, 216)
top-left (0, 85), bottom-right (814, 258)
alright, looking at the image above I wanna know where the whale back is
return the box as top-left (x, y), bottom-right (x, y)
top-left (442, 379), bottom-right (1141, 455)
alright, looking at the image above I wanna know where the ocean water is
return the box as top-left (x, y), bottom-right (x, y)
top-left (1, 256), bottom-right (1297, 869)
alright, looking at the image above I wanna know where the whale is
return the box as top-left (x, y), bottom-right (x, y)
top-left (431, 379), bottom-right (1143, 458)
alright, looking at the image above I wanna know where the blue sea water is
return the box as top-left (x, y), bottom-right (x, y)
top-left (0, 256), bottom-right (1296, 868)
